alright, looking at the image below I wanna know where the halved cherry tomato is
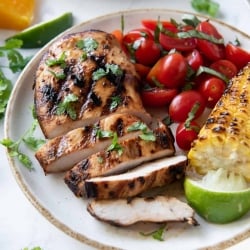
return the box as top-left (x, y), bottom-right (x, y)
top-left (159, 33), bottom-right (197, 51)
top-left (186, 49), bottom-right (204, 71)
top-left (141, 88), bottom-right (178, 107)
top-left (146, 52), bottom-right (188, 88)
top-left (123, 28), bottom-right (153, 45)
top-left (169, 90), bottom-right (206, 122)
top-left (141, 19), bottom-right (178, 33)
top-left (198, 77), bottom-right (226, 108)
top-left (210, 59), bottom-right (238, 79)
top-left (176, 121), bottom-right (201, 151)
top-left (225, 43), bottom-right (250, 70)
top-left (133, 37), bottom-right (161, 66)
top-left (196, 21), bottom-right (225, 62)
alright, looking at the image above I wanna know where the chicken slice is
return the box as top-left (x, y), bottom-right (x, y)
top-left (34, 30), bottom-right (151, 138)
top-left (87, 195), bottom-right (198, 226)
top-left (84, 155), bottom-right (186, 199)
top-left (35, 113), bottom-right (143, 174)
top-left (64, 120), bottom-right (176, 197)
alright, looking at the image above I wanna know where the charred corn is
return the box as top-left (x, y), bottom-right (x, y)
top-left (188, 63), bottom-right (250, 181)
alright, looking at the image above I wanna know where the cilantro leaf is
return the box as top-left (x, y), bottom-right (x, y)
top-left (0, 119), bottom-right (45, 170)
top-left (56, 93), bottom-right (78, 120)
top-left (76, 37), bottom-right (98, 52)
top-left (191, 0), bottom-right (220, 17)
top-left (0, 69), bottom-right (12, 119)
top-left (107, 132), bottom-right (123, 156)
top-left (140, 224), bottom-right (167, 241)
top-left (110, 96), bottom-right (122, 110)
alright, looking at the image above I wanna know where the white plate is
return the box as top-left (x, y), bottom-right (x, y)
top-left (5, 9), bottom-right (250, 250)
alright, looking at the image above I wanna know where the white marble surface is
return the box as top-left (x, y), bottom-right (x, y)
top-left (0, 1), bottom-right (250, 249)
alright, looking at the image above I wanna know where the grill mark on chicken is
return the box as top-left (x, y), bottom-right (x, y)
top-left (84, 155), bottom-right (187, 199)
top-left (35, 114), bottom-right (145, 173)
top-left (34, 30), bottom-right (150, 138)
top-left (64, 121), bottom-right (175, 197)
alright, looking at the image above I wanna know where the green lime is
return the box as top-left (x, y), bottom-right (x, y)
top-left (184, 169), bottom-right (250, 224)
top-left (6, 12), bottom-right (73, 48)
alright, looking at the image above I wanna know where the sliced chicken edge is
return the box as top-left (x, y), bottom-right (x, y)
top-left (35, 113), bottom-right (146, 174)
top-left (84, 155), bottom-right (187, 199)
top-left (87, 195), bottom-right (199, 227)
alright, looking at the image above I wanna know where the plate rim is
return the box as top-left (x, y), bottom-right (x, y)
top-left (4, 8), bottom-right (250, 250)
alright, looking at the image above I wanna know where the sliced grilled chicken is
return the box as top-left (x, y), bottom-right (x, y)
top-left (87, 195), bottom-right (198, 226)
top-left (34, 30), bottom-right (151, 138)
top-left (35, 113), bottom-right (143, 174)
top-left (64, 120), bottom-right (176, 197)
top-left (84, 155), bottom-right (186, 199)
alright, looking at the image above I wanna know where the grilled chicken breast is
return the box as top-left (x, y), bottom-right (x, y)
top-left (188, 63), bottom-right (250, 181)
top-left (35, 113), bottom-right (144, 174)
top-left (34, 30), bottom-right (151, 139)
top-left (64, 120), bottom-right (176, 197)
top-left (84, 155), bottom-right (186, 199)
top-left (87, 195), bottom-right (198, 226)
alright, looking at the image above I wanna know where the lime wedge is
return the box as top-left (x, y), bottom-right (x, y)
top-left (6, 12), bottom-right (73, 48)
top-left (184, 169), bottom-right (250, 224)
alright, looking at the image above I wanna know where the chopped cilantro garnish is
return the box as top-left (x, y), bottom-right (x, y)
top-left (0, 69), bottom-right (12, 119)
top-left (110, 96), bottom-right (122, 110)
top-left (127, 121), bottom-right (156, 142)
top-left (191, 0), bottom-right (220, 17)
top-left (45, 51), bottom-right (67, 68)
top-left (92, 63), bottom-right (123, 81)
top-left (56, 93), bottom-right (78, 120)
top-left (76, 37), bottom-right (98, 52)
top-left (95, 128), bottom-right (114, 139)
top-left (140, 224), bottom-right (167, 241)
top-left (107, 132), bottom-right (123, 156)
top-left (0, 119), bottom-right (45, 169)
top-left (48, 69), bottom-right (66, 80)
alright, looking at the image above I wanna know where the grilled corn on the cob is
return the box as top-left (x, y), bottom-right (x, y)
top-left (188, 63), bottom-right (250, 181)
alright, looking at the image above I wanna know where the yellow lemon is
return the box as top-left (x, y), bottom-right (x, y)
top-left (184, 168), bottom-right (250, 224)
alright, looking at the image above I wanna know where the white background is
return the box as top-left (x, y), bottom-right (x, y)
top-left (1, 1), bottom-right (250, 249)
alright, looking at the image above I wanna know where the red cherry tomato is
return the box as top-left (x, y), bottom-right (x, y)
top-left (134, 63), bottom-right (151, 79)
top-left (210, 59), bottom-right (238, 79)
top-left (225, 43), bottom-right (250, 70)
top-left (196, 21), bottom-right (225, 62)
top-left (159, 33), bottom-right (197, 51)
top-left (141, 88), bottom-right (178, 107)
top-left (134, 37), bottom-right (161, 66)
top-left (186, 49), bottom-right (204, 71)
top-left (198, 77), bottom-right (226, 108)
top-left (176, 121), bottom-right (201, 151)
top-left (169, 90), bottom-right (206, 122)
top-left (123, 28), bottom-right (153, 45)
top-left (146, 52), bottom-right (188, 89)
top-left (141, 19), bottom-right (178, 33)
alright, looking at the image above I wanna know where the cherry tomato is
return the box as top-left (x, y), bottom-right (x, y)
top-left (141, 19), bottom-right (178, 33)
top-left (225, 43), bottom-right (250, 70)
top-left (198, 77), bottom-right (226, 108)
top-left (186, 49), bottom-right (204, 71)
top-left (146, 52), bottom-right (188, 88)
top-left (134, 63), bottom-right (151, 79)
top-left (134, 37), bottom-right (161, 66)
top-left (141, 88), bottom-right (178, 107)
top-left (196, 21), bottom-right (225, 62)
top-left (176, 121), bottom-right (201, 151)
top-left (123, 28), bottom-right (153, 45)
top-left (159, 33), bottom-right (197, 51)
top-left (210, 59), bottom-right (238, 79)
top-left (169, 90), bottom-right (206, 122)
